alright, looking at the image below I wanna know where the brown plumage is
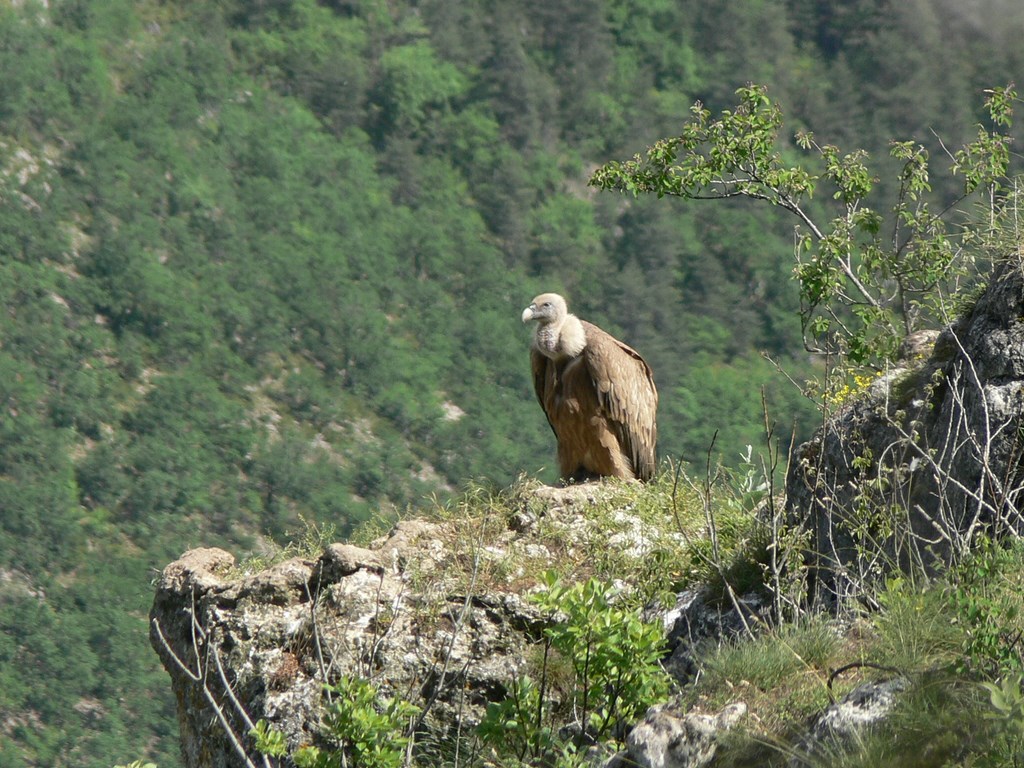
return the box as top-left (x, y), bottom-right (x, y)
top-left (521, 293), bottom-right (658, 482)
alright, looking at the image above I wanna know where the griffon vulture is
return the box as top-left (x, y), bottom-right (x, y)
top-left (521, 293), bottom-right (658, 482)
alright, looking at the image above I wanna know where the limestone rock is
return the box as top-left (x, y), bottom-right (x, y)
top-left (150, 483), bottom-right (681, 768)
top-left (237, 558), bottom-right (314, 605)
top-left (150, 521), bottom-right (542, 766)
top-left (155, 547), bottom-right (235, 596)
top-left (789, 677), bottom-right (909, 766)
top-left (312, 543), bottom-right (382, 582)
top-left (605, 701), bottom-right (747, 768)
top-left (661, 588), bottom-right (769, 683)
top-left (786, 255), bottom-right (1024, 603)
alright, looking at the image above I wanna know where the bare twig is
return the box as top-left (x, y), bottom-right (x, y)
top-left (151, 616), bottom-right (266, 768)
top-left (826, 661), bottom-right (904, 702)
top-left (413, 545), bottom-right (481, 734)
top-left (682, 432), bottom-right (757, 638)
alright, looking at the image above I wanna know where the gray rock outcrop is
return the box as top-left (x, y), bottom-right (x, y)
top-left (786, 253), bottom-right (1024, 604)
top-left (149, 485), bottom-right (696, 768)
top-left (605, 701), bottom-right (747, 768)
top-left (149, 520), bottom-right (546, 767)
top-left (788, 677), bottom-right (910, 766)
top-left (661, 587), bottom-right (770, 684)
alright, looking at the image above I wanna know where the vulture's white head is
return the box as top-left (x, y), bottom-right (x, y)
top-left (521, 293), bottom-right (568, 326)
top-left (522, 293), bottom-right (585, 359)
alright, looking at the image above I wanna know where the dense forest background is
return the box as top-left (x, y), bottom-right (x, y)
top-left (1, 0), bottom-right (1022, 764)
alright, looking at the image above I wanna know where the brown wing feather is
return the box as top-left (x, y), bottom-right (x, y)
top-left (530, 348), bottom-right (558, 439)
top-left (580, 321), bottom-right (658, 481)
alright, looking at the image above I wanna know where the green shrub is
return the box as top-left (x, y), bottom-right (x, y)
top-left (253, 676), bottom-right (419, 768)
top-left (952, 539), bottom-right (1024, 678)
top-left (478, 573), bottom-right (670, 764)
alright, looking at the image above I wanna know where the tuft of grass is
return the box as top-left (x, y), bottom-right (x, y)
top-left (703, 552), bottom-right (1024, 767)
top-left (871, 577), bottom-right (962, 674)
top-left (951, 537), bottom-right (1024, 678)
top-left (697, 615), bottom-right (842, 736)
top-left (234, 513), bottom-right (339, 576)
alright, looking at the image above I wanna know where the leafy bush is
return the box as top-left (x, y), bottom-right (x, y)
top-left (478, 573), bottom-right (670, 764)
top-left (253, 676), bottom-right (419, 768)
top-left (952, 539), bottom-right (1024, 678)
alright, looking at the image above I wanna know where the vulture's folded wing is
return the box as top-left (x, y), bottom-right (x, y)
top-left (530, 348), bottom-right (558, 438)
top-left (581, 322), bottom-right (659, 480)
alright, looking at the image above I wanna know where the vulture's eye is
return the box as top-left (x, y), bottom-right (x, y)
top-left (542, 302), bottom-right (552, 308)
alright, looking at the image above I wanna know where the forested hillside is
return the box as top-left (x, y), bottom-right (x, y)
top-left (1, 0), bottom-right (1022, 765)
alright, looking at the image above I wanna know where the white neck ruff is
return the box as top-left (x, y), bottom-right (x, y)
top-left (535, 314), bottom-right (586, 360)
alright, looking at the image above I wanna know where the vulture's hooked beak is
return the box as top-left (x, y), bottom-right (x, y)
top-left (521, 305), bottom-right (536, 323)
